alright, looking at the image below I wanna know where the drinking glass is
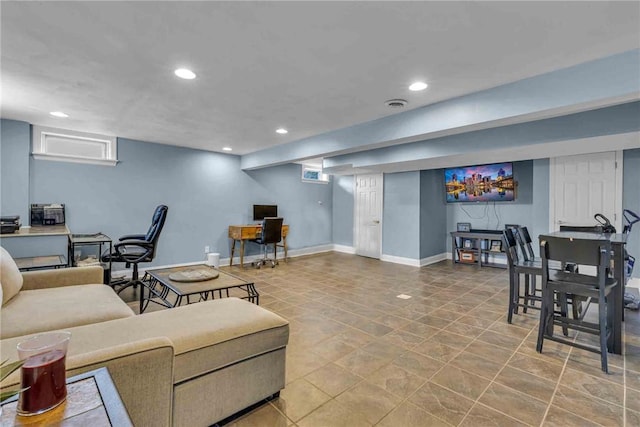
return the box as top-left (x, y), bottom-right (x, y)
top-left (16, 331), bottom-right (71, 416)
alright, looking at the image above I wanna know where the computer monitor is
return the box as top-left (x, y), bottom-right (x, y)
top-left (253, 205), bottom-right (278, 221)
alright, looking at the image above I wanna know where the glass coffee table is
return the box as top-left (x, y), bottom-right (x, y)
top-left (140, 264), bottom-right (258, 313)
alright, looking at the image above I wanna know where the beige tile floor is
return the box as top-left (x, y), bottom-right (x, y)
top-left (127, 252), bottom-right (640, 426)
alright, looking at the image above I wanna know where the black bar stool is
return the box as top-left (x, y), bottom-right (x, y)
top-left (537, 235), bottom-right (617, 373)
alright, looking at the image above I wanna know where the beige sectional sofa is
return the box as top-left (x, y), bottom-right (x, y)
top-left (0, 247), bottom-right (289, 426)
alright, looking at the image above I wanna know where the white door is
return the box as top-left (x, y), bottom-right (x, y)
top-left (550, 151), bottom-right (622, 231)
top-left (355, 174), bottom-right (383, 258)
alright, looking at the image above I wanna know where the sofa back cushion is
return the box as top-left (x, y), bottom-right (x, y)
top-left (0, 246), bottom-right (23, 305)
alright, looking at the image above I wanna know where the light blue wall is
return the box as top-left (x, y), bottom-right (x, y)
top-left (27, 137), bottom-right (252, 266)
top-left (325, 101), bottom-right (640, 171)
top-left (2, 127), bottom-right (332, 266)
top-left (2, 118), bottom-right (638, 272)
top-left (383, 171), bottom-right (421, 259)
top-left (0, 119), bottom-right (30, 221)
top-left (332, 175), bottom-right (354, 246)
top-left (446, 160), bottom-right (548, 253)
top-left (624, 148), bottom-right (640, 278)
top-left (530, 159), bottom-right (551, 255)
top-left (420, 169), bottom-right (447, 259)
top-left (244, 163), bottom-right (333, 249)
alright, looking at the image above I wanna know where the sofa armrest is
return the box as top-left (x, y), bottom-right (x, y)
top-left (67, 337), bottom-right (175, 427)
top-left (1, 337), bottom-right (175, 427)
top-left (21, 266), bottom-right (104, 290)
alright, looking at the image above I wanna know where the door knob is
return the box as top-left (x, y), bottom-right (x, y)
top-left (373, 220), bottom-right (380, 224)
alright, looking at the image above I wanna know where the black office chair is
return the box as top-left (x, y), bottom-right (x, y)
top-left (252, 217), bottom-right (283, 268)
top-left (537, 235), bottom-right (617, 373)
top-left (103, 205), bottom-right (168, 300)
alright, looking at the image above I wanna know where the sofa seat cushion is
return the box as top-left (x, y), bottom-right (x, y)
top-left (0, 284), bottom-right (135, 339)
top-left (1, 298), bottom-right (289, 384)
top-left (1, 247), bottom-right (23, 305)
top-left (145, 298), bottom-right (289, 383)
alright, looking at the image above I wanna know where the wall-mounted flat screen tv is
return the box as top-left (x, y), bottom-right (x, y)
top-left (253, 204), bottom-right (278, 221)
top-left (444, 162), bottom-right (515, 203)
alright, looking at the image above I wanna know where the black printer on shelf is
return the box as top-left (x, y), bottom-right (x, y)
top-left (1, 216), bottom-right (20, 234)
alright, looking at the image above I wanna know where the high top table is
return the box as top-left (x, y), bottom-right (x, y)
top-left (0, 225), bottom-right (70, 270)
top-left (544, 231), bottom-right (628, 354)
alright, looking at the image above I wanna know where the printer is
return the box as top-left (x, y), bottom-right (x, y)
top-left (1, 216), bottom-right (20, 234)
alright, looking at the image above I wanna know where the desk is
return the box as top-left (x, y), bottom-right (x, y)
top-left (546, 231), bottom-right (627, 354)
top-left (0, 224), bottom-right (70, 238)
top-left (14, 255), bottom-right (67, 271)
top-left (228, 224), bottom-right (289, 267)
top-left (1, 368), bottom-right (132, 426)
top-left (0, 225), bottom-right (70, 268)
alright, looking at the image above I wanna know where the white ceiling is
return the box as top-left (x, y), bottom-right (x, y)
top-left (2, 2), bottom-right (639, 156)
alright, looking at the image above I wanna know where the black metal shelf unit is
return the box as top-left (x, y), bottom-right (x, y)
top-left (450, 230), bottom-right (507, 269)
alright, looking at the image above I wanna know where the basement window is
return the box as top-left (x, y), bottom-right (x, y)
top-left (32, 126), bottom-right (118, 166)
top-left (301, 164), bottom-right (329, 184)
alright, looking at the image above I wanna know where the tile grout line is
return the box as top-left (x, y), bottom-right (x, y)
top-left (537, 333), bottom-right (572, 426)
top-left (224, 257), bottom-right (634, 426)
top-left (457, 322), bottom-right (540, 427)
top-left (536, 324), bottom-right (611, 427)
top-left (362, 285), bottom-right (506, 426)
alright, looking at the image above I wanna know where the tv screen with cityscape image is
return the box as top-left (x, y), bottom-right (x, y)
top-left (444, 162), bottom-right (515, 203)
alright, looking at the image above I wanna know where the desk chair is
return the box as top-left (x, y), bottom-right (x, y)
top-left (537, 235), bottom-right (617, 373)
top-left (102, 205), bottom-right (168, 307)
top-left (252, 217), bottom-right (283, 268)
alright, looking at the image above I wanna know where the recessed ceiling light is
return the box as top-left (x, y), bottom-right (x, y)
top-left (49, 111), bottom-right (69, 118)
top-left (409, 81), bottom-right (428, 91)
top-left (276, 128), bottom-right (288, 134)
top-left (222, 147), bottom-right (232, 152)
top-left (174, 68), bottom-right (196, 80)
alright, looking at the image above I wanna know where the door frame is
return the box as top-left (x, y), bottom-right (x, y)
top-left (354, 173), bottom-right (384, 259)
top-left (549, 150), bottom-right (623, 232)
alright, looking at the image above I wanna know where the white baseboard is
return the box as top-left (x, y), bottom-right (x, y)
top-left (333, 244), bottom-right (356, 254)
top-left (380, 252), bottom-right (449, 268)
top-left (113, 244), bottom-right (336, 275)
top-left (380, 254), bottom-right (421, 267)
top-left (224, 244), bottom-right (334, 266)
top-left (419, 252), bottom-right (448, 267)
top-left (112, 248), bottom-right (450, 277)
